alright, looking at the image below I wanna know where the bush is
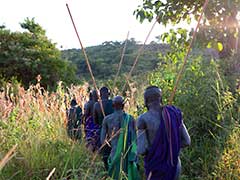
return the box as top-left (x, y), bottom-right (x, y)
top-left (0, 18), bottom-right (79, 91)
top-left (148, 48), bottom-right (239, 179)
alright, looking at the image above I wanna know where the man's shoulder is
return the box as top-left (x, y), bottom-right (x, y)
top-left (106, 112), bottom-right (115, 118)
top-left (76, 106), bottom-right (82, 111)
top-left (84, 100), bottom-right (90, 106)
top-left (103, 99), bottom-right (113, 106)
top-left (85, 100), bottom-right (94, 106)
top-left (93, 101), bottom-right (100, 108)
top-left (163, 105), bottom-right (183, 124)
top-left (104, 113), bottom-right (114, 121)
top-left (124, 113), bottom-right (134, 120)
top-left (137, 111), bottom-right (150, 120)
top-left (164, 105), bottom-right (182, 115)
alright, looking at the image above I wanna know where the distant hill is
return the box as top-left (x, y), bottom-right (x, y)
top-left (61, 39), bottom-right (169, 81)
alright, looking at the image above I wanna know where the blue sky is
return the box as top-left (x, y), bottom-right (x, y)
top-left (0, 0), bottom-right (194, 49)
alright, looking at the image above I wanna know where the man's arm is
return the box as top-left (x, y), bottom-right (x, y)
top-left (76, 106), bottom-right (82, 125)
top-left (93, 102), bottom-right (98, 124)
top-left (180, 123), bottom-right (191, 148)
top-left (84, 103), bottom-right (90, 117)
top-left (131, 116), bottom-right (137, 138)
top-left (100, 117), bottom-right (107, 145)
top-left (137, 115), bottom-right (149, 155)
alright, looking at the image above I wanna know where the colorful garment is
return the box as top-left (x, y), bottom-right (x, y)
top-left (85, 116), bottom-right (100, 151)
top-left (144, 106), bottom-right (182, 180)
top-left (108, 113), bottom-right (139, 180)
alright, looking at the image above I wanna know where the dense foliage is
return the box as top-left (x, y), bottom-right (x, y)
top-left (135, 0), bottom-right (240, 56)
top-left (0, 18), bottom-right (78, 90)
top-left (146, 27), bottom-right (240, 179)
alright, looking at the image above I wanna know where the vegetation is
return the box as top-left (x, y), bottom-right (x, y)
top-left (134, 0), bottom-right (240, 56)
top-left (61, 39), bottom-right (169, 82)
top-left (147, 28), bottom-right (240, 179)
top-left (133, 2), bottom-right (240, 178)
top-left (0, 81), bottom-right (106, 179)
top-left (0, 18), bottom-right (78, 91)
top-left (1, 0), bottom-right (240, 179)
top-left (0, 49), bottom-right (239, 179)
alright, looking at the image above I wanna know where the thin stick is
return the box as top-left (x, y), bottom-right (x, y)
top-left (168, 0), bottom-right (209, 104)
top-left (113, 31), bottom-right (130, 95)
top-left (46, 168), bottom-right (56, 180)
top-left (147, 172), bottom-right (152, 180)
top-left (83, 128), bottom-right (122, 180)
top-left (121, 19), bottom-right (158, 93)
top-left (66, 3), bottom-right (105, 117)
top-left (235, 27), bottom-right (239, 53)
top-left (0, 144), bottom-right (17, 171)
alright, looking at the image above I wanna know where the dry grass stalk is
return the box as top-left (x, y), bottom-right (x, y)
top-left (46, 167), bottom-right (56, 180)
top-left (84, 129), bottom-right (122, 180)
top-left (0, 79), bottom-right (137, 179)
top-left (0, 144), bottom-right (18, 171)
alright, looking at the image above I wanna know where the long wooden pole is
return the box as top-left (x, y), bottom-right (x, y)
top-left (66, 3), bottom-right (105, 117)
top-left (112, 31), bottom-right (130, 95)
top-left (121, 19), bottom-right (158, 93)
top-left (168, 0), bottom-right (209, 104)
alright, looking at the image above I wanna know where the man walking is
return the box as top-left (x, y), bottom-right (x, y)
top-left (101, 96), bottom-right (139, 180)
top-left (84, 90), bottom-right (99, 151)
top-left (137, 86), bottom-right (191, 180)
top-left (93, 87), bottom-right (114, 169)
top-left (67, 99), bottom-right (82, 141)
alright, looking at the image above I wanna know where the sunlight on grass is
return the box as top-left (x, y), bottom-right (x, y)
top-left (0, 82), bottom-right (106, 179)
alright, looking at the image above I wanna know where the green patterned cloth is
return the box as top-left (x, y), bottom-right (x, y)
top-left (108, 113), bottom-right (139, 180)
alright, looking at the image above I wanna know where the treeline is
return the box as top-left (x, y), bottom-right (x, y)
top-left (0, 18), bottom-right (171, 90)
top-left (61, 39), bottom-right (170, 81)
top-left (0, 18), bottom-right (78, 90)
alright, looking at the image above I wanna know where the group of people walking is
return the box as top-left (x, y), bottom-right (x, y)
top-left (66, 86), bottom-right (191, 180)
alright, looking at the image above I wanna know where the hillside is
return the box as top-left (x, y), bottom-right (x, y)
top-left (61, 39), bottom-right (170, 81)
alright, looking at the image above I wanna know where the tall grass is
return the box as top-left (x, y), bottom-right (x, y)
top-left (0, 61), bottom-right (239, 179)
top-left (0, 81), bottom-right (106, 179)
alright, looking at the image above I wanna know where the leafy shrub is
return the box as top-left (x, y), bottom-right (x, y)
top-left (147, 29), bottom-right (239, 179)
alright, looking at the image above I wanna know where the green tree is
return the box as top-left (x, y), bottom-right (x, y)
top-left (134, 0), bottom-right (240, 55)
top-left (0, 18), bottom-right (78, 90)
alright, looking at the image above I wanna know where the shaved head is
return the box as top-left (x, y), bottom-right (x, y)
top-left (112, 95), bottom-right (124, 110)
top-left (144, 86), bottom-right (162, 106)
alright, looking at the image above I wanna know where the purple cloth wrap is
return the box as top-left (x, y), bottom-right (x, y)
top-left (144, 106), bottom-right (182, 180)
top-left (85, 116), bottom-right (100, 149)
